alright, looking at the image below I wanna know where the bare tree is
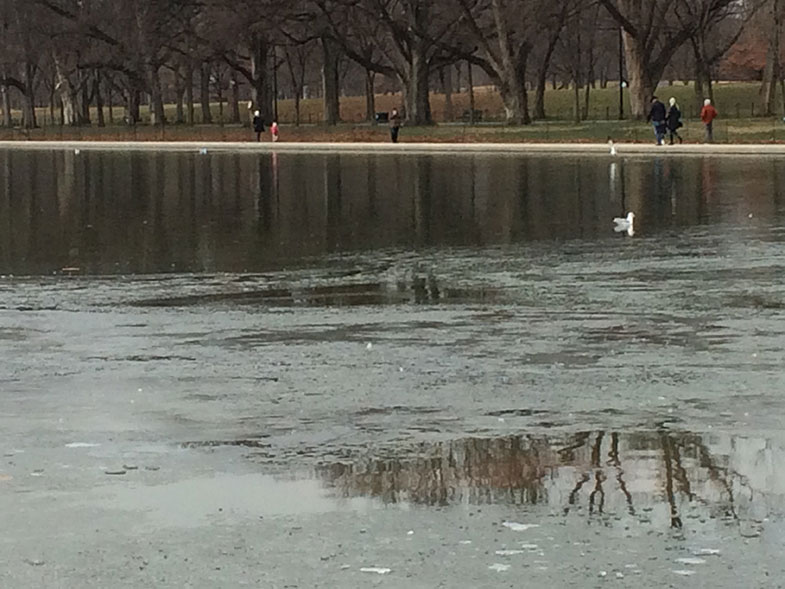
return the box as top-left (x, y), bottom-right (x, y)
top-left (759, 0), bottom-right (783, 115)
top-left (317, 0), bottom-right (462, 125)
top-left (454, 0), bottom-right (558, 124)
top-left (686, 0), bottom-right (762, 111)
top-left (599, 0), bottom-right (740, 118)
top-left (283, 41), bottom-right (315, 125)
top-left (532, 1), bottom-right (571, 120)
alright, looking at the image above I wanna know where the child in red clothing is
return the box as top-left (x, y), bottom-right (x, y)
top-left (271, 121), bottom-right (279, 142)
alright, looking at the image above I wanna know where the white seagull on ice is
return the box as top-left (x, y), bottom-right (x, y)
top-left (613, 212), bottom-right (635, 236)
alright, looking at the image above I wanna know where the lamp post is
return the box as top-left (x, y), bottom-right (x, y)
top-left (272, 45), bottom-right (279, 122)
top-left (596, 25), bottom-right (626, 120)
top-left (618, 26), bottom-right (625, 120)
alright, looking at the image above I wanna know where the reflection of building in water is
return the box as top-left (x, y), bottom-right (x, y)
top-left (318, 430), bottom-right (785, 531)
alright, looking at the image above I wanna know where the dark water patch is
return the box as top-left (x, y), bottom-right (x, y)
top-left (486, 408), bottom-right (552, 417)
top-left (725, 293), bottom-right (785, 310)
top-left (180, 438), bottom-right (271, 450)
top-left (582, 265), bottom-right (785, 285)
top-left (579, 324), bottom-right (710, 348)
top-left (1, 305), bottom-right (59, 312)
top-left (523, 352), bottom-right (601, 366)
top-left (0, 327), bottom-right (33, 341)
top-left (86, 354), bottom-right (197, 362)
top-left (124, 354), bottom-right (197, 362)
top-left (134, 287), bottom-right (301, 307)
top-left (354, 406), bottom-right (443, 417)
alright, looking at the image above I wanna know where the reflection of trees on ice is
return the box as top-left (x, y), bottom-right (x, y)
top-left (319, 430), bottom-right (785, 533)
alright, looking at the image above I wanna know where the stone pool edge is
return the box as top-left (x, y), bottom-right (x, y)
top-left (0, 140), bottom-right (783, 157)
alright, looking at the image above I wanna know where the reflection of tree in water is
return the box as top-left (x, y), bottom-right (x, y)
top-left (318, 430), bottom-right (768, 530)
top-left (320, 436), bottom-right (554, 506)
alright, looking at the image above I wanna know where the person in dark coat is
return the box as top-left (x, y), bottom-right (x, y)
top-left (666, 97), bottom-right (684, 145)
top-left (252, 110), bottom-right (265, 142)
top-left (646, 96), bottom-right (667, 145)
top-left (389, 108), bottom-right (402, 143)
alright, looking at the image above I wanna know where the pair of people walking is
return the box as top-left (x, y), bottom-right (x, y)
top-left (647, 96), bottom-right (683, 145)
top-left (648, 96), bottom-right (718, 144)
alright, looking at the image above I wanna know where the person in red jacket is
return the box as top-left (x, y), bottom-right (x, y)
top-left (700, 99), bottom-right (718, 143)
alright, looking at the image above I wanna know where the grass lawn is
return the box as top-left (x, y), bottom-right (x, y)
top-left (4, 82), bottom-right (785, 143)
top-left (5, 117), bottom-right (785, 144)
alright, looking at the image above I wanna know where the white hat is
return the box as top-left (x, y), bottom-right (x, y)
top-left (254, 110), bottom-right (260, 116)
top-left (704, 99), bottom-right (711, 106)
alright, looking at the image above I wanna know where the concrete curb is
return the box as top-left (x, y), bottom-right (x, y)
top-left (0, 140), bottom-right (780, 156)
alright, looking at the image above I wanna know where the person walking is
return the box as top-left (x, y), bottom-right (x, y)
top-left (252, 110), bottom-right (265, 142)
top-left (700, 99), bottom-right (718, 143)
top-left (389, 108), bottom-right (402, 143)
top-left (666, 97), bottom-right (684, 145)
top-left (646, 96), bottom-right (667, 145)
top-left (271, 121), bottom-right (280, 142)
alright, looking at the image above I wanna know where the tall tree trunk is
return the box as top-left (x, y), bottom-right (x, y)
top-left (22, 61), bottom-right (36, 129)
top-left (573, 80), bottom-right (581, 123)
top-left (405, 43), bottom-right (432, 125)
top-left (216, 81), bottom-right (224, 123)
top-left (365, 69), bottom-right (375, 123)
top-left (250, 34), bottom-right (273, 124)
top-left (498, 76), bottom-right (528, 124)
top-left (468, 61), bottom-right (475, 124)
top-left (534, 29), bottom-right (562, 120)
top-left (1, 85), bottom-right (11, 127)
top-left (149, 65), bottom-right (165, 126)
top-left (185, 62), bottom-right (195, 125)
top-left (127, 86), bottom-right (141, 125)
top-left (200, 63), bottom-right (212, 123)
top-left (107, 81), bottom-right (113, 123)
top-left (440, 66), bottom-right (453, 122)
top-left (293, 92), bottom-right (301, 125)
top-left (174, 70), bottom-right (185, 124)
top-left (321, 35), bottom-right (340, 125)
top-left (485, 1), bottom-right (530, 125)
top-left (780, 77), bottom-right (785, 116)
top-left (761, 0), bottom-right (781, 117)
top-left (623, 34), bottom-right (657, 119)
top-left (495, 47), bottom-right (531, 125)
top-left (80, 70), bottom-right (91, 124)
top-left (583, 80), bottom-right (591, 120)
top-left (574, 18), bottom-right (583, 122)
top-left (49, 83), bottom-right (56, 126)
top-left (53, 54), bottom-right (77, 126)
top-left (94, 70), bottom-right (105, 127)
top-left (229, 71), bottom-right (241, 124)
top-left (693, 41), bottom-right (714, 113)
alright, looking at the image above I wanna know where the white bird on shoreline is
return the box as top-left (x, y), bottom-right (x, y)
top-left (613, 212), bottom-right (635, 236)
